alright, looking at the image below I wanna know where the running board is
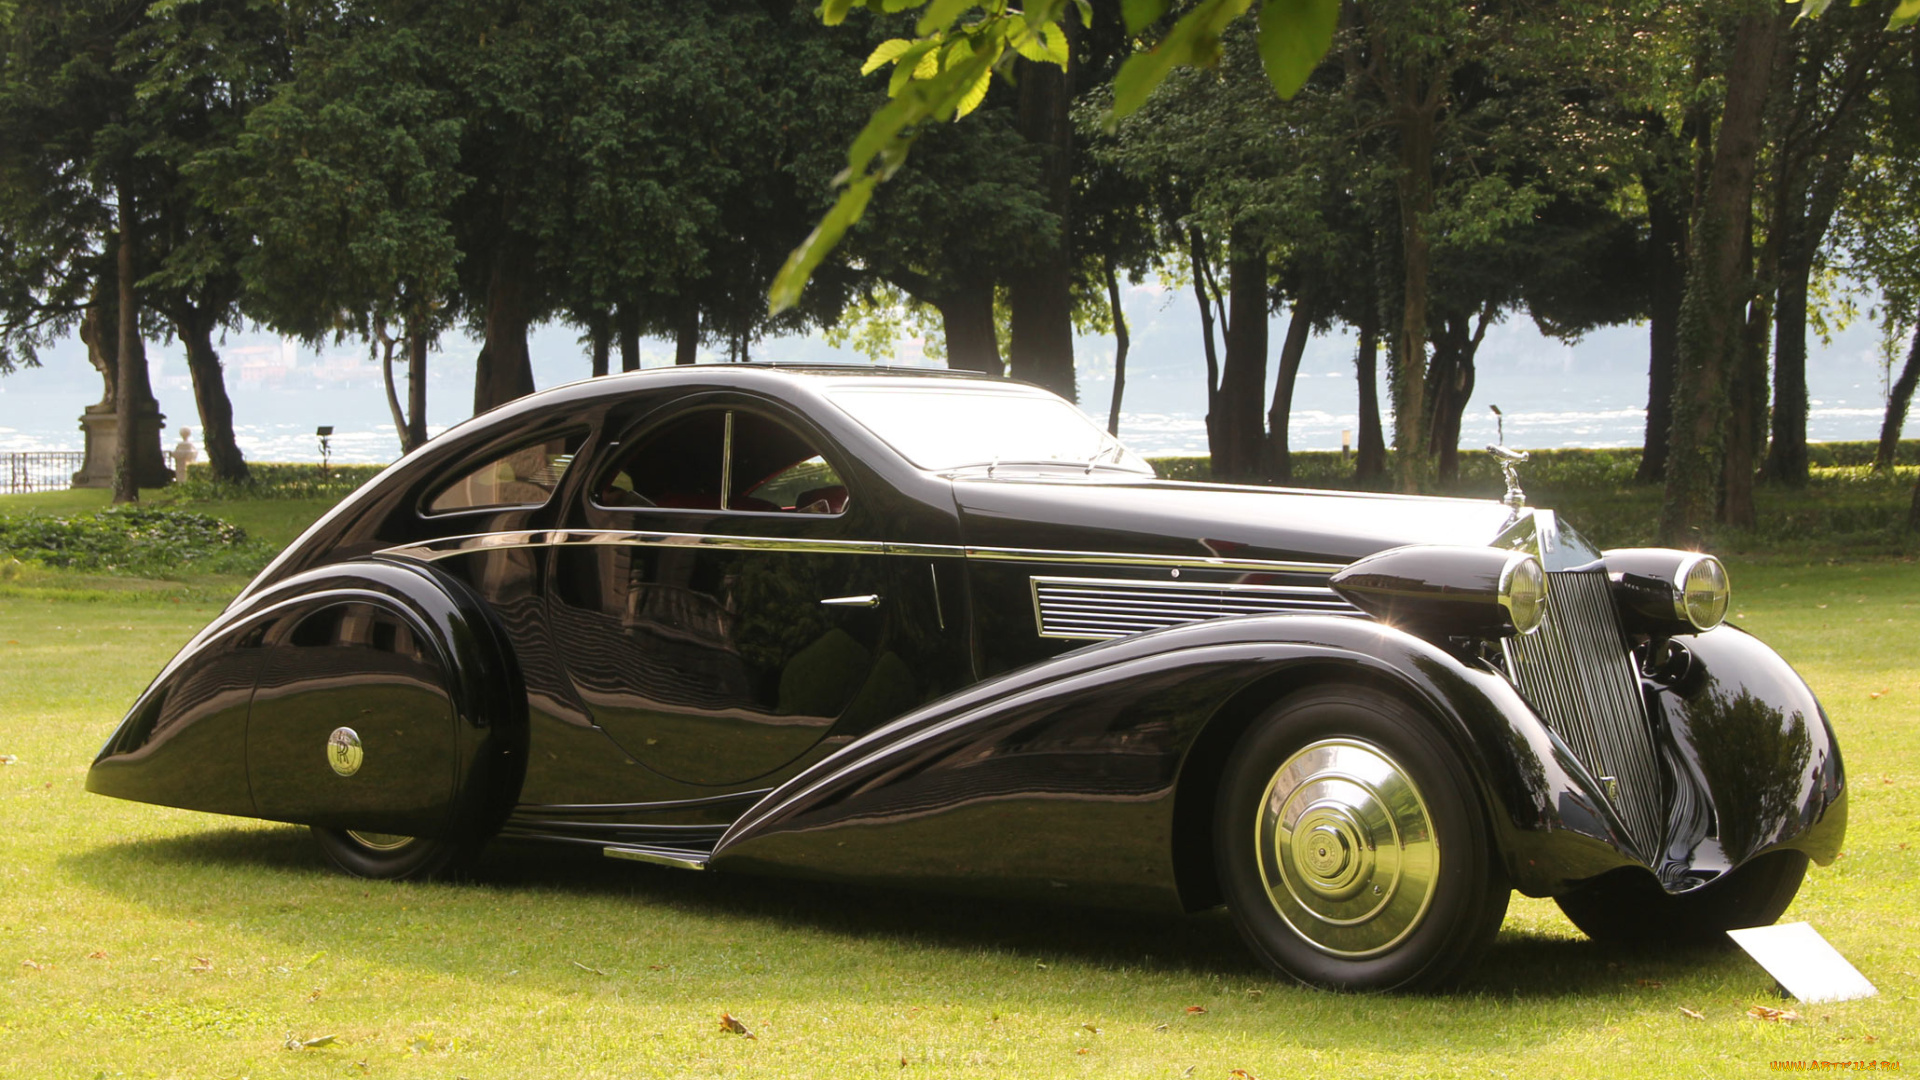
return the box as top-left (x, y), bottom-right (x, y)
top-left (603, 844), bottom-right (710, 871)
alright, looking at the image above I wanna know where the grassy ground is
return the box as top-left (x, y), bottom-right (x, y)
top-left (1, 479), bottom-right (1916, 1075)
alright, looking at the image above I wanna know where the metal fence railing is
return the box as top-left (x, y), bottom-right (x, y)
top-left (2, 452), bottom-right (85, 494)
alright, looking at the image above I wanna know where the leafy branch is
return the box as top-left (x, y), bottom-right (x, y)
top-left (768, 0), bottom-right (1339, 314)
top-left (1796, 0), bottom-right (1919, 30)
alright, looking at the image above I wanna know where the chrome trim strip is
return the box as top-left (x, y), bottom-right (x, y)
top-left (515, 791), bottom-right (771, 813)
top-left (379, 530), bottom-right (1347, 576)
top-left (969, 545), bottom-right (1346, 575)
top-left (886, 542), bottom-right (968, 559)
top-left (604, 845), bottom-right (709, 871)
top-left (378, 529), bottom-right (899, 562)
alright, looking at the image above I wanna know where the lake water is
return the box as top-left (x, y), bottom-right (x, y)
top-left (1, 282), bottom-right (1903, 463)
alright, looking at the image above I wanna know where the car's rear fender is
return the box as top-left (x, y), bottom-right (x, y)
top-left (87, 559), bottom-right (526, 841)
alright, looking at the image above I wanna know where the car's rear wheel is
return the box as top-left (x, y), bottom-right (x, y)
top-left (1215, 685), bottom-right (1509, 991)
top-left (311, 825), bottom-right (479, 881)
top-left (1554, 850), bottom-right (1808, 946)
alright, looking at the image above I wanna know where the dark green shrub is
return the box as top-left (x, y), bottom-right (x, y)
top-left (173, 462), bottom-right (385, 501)
top-left (0, 506), bottom-right (273, 574)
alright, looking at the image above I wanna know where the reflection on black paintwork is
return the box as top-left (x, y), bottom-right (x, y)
top-left (248, 601), bottom-right (458, 835)
top-left (1676, 688), bottom-right (1813, 864)
top-left (87, 625), bottom-right (265, 817)
top-left (552, 540), bottom-right (910, 785)
top-left (721, 661), bottom-right (1222, 910)
top-left (1650, 628), bottom-right (1843, 873)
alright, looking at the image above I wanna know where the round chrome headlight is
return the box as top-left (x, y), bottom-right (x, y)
top-left (1677, 554), bottom-right (1729, 631)
top-left (1497, 553), bottom-right (1546, 636)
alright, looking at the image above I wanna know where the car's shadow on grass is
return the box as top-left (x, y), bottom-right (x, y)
top-left (64, 825), bottom-right (1756, 1000)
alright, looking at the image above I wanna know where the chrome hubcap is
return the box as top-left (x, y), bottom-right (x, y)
top-left (1255, 739), bottom-right (1438, 957)
top-left (344, 831), bottom-right (415, 852)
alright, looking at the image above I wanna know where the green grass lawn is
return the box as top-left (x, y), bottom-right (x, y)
top-left (2, 544), bottom-right (1915, 1077)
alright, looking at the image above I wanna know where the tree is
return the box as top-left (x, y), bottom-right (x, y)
top-left (1827, 22), bottom-right (1919, 523)
top-left (123, 0), bottom-right (308, 483)
top-left (766, 0), bottom-right (1340, 320)
top-left (1754, 2), bottom-right (1894, 486)
top-left (0, 0), bottom-right (170, 502)
top-left (1660, 3), bottom-right (1790, 545)
top-left (218, 13), bottom-right (465, 454)
top-left (845, 111), bottom-right (1051, 374)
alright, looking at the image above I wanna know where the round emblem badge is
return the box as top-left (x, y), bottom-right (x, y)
top-left (326, 727), bottom-right (363, 777)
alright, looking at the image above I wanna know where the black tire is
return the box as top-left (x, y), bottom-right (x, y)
top-left (1215, 685), bottom-right (1509, 991)
top-left (311, 826), bottom-right (480, 882)
top-left (1555, 850), bottom-right (1809, 946)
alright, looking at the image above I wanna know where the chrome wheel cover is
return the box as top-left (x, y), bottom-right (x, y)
top-left (344, 830), bottom-right (416, 852)
top-left (1255, 738), bottom-right (1439, 958)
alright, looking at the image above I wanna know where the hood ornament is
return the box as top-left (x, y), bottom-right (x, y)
top-left (1487, 405), bottom-right (1528, 510)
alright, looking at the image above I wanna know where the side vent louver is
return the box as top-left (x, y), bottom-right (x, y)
top-left (1031, 576), bottom-right (1360, 641)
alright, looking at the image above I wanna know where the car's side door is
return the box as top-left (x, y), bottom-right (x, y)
top-left (548, 397), bottom-right (916, 787)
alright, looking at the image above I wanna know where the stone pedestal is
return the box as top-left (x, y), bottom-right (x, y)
top-left (72, 401), bottom-right (173, 489)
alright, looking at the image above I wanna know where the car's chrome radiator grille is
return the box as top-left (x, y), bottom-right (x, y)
top-left (1502, 570), bottom-right (1665, 854)
top-left (1032, 575), bottom-right (1360, 641)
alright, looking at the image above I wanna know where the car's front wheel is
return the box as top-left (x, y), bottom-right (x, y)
top-left (1215, 685), bottom-right (1509, 991)
top-left (311, 826), bottom-right (479, 881)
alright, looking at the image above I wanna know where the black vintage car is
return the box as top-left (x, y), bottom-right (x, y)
top-left (88, 366), bottom-right (1845, 990)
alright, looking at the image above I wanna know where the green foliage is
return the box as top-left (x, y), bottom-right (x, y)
top-left (1150, 444), bottom-right (1920, 556)
top-left (1798, 0), bottom-right (1920, 30)
top-left (770, 0), bottom-right (1338, 313)
top-left (820, 284), bottom-right (948, 362)
top-left (0, 505), bottom-right (271, 574)
top-left (215, 19), bottom-right (466, 346)
top-left (171, 462), bottom-right (383, 502)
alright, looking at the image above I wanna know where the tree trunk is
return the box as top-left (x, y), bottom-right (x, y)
top-left (1392, 96), bottom-right (1438, 494)
top-left (1427, 307), bottom-right (1488, 486)
top-left (1659, 10), bottom-right (1785, 546)
top-left (1637, 164), bottom-right (1688, 484)
top-left (940, 277), bottom-right (1002, 374)
top-left (113, 198), bottom-right (142, 505)
top-left (588, 308), bottom-right (610, 378)
top-left (1217, 224), bottom-right (1270, 481)
top-left (1265, 303), bottom-right (1312, 482)
top-left (1190, 227), bottom-right (1223, 469)
top-left (473, 251), bottom-right (535, 414)
top-left (1355, 305), bottom-right (1387, 483)
top-left (1763, 154), bottom-right (1853, 486)
top-left (178, 306), bottom-right (249, 483)
top-left (1104, 259), bottom-right (1129, 436)
top-left (1005, 51), bottom-right (1076, 400)
top-left (1876, 325), bottom-right (1920, 472)
top-left (1762, 240), bottom-right (1813, 487)
top-left (674, 304), bottom-right (699, 365)
top-left (405, 328), bottom-right (429, 451)
top-left (1722, 220), bottom-right (1769, 530)
top-left (618, 302), bottom-right (641, 373)
top-left (381, 332), bottom-right (408, 454)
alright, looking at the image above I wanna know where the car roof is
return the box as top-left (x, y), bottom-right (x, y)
top-left (442, 363), bottom-right (1042, 439)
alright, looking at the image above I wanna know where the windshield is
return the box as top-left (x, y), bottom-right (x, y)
top-left (825, 385), bottom-right (1154, 474)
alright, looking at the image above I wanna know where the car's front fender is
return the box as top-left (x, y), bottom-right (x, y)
top-left (709, 614), bottom-right (1633, 909)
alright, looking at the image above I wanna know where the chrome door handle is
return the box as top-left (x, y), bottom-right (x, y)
top-left (820, 594), bottom-right (883, 608)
